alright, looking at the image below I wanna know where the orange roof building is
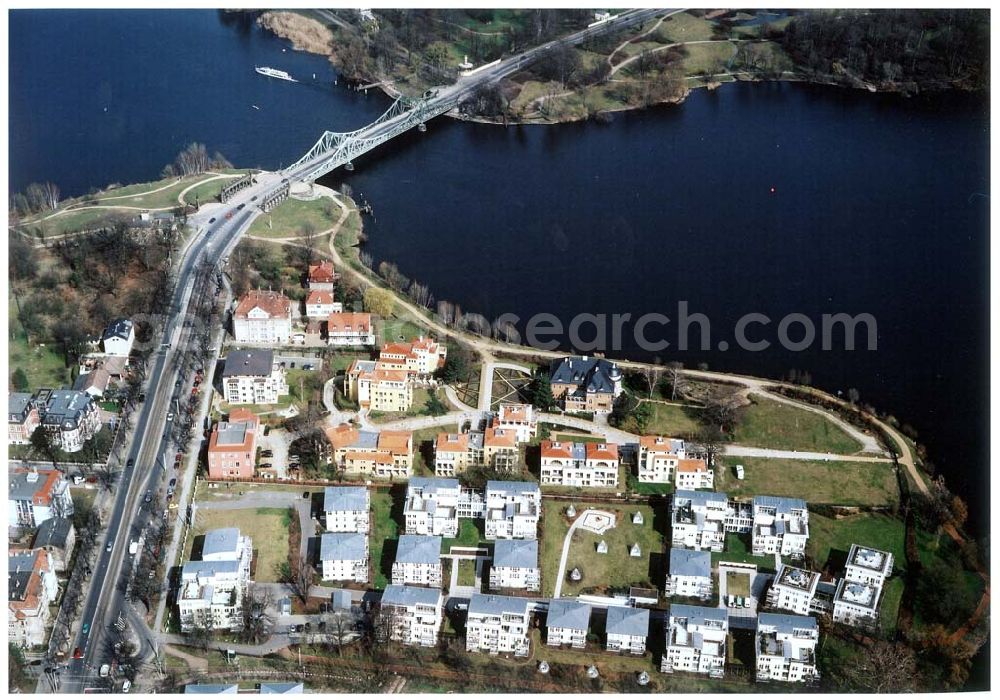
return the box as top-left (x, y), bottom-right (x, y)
top-left (8, 548), bottom-right (59, 647)
top-left (308, 260), bottom-right (339, 289)
top-left (378, 336), bottom-right (447, 375)
top-left (539, 439), bottom-right (620, 489)
top-left (346, 359), bottom-right (412, 412)
top-left (232, 290), bottom-right (293, 344)
top-left (674, 457), bottom-right (714, 491)
top-left (637, 436), bottom-right (687, 484)
top-left (207, 408), bottom-right (260, 480)
top-left (327, 312), bottom-right (375, 346)
top-left (326, 424), bottom-right (413, 480)
top-left (306, 290), bottom-right (342, 319)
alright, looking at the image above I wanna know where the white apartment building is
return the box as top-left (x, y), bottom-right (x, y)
top-left (327, 312), bottom-right (375, 347)
top-left (484, 481), bottom-right (541, 540)
top-left (392, 535), bottom-right (443, 588)
top-left (101, 318), bottom-right (135, 357)
top-left (539, 440), bottom-right (620, 489)
top-left (546, 599), bottom-right (591, 648)
top-left (38, 389), bottom-right (102, 453)
top-left (752, 496), bottom-right (809, 558)
top-left (756, 612), bottom-right (820, 683)
top-left (832, 578), bottom-right (882, 629)
top-left (766, 565), bottom-right (820, 616)
top-left (8, 468), bottom-right (74, 530)
top-left (379, 584), bottom-right (443, 647)
top-left (671, 490), bottom-right (728, 552)
top-left (404, 478), bottom-right (462, 537)
top-left (605, 606), bottom-right (650, 655)
top-left (466, 593), bottom-right (531, 656)
top-left (305, 290), bottom-right (342, 319)
top-left (232, 290), bottom-right (293, 344)
top-left (319, 533), bottom-right (369, 583)
top-left (844, 544), bottom-right (894, 587)
top-left (323, 486), bottom-right (370, 534)
top-left (664, 548), bottom-right (712, 600)
top-left (661, 604), bottom-right (729, 677)
top-left (8, 549), bottom-right (59, 648)
top-left (221, 349), bottom-right (289, 405)
top-left (637, 436), bottom-right (686, 483)
top-left (493, 403), bottom-right (537, 443)
top-left (674, 458), bottom-right (714, 490)
top-left (489, 539), bottom-right (540, 592)
top-left (177, 528), bottom-right (253, 632)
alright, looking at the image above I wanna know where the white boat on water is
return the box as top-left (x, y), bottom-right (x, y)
top-left (255, 65), bottom-right (297, 83)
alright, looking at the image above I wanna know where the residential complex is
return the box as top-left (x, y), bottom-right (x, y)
top-left (305, 289), bottom-right (342, 319)
top-left (8, 393), bottom-right (40, 445)
top-left (489, 538), bottom-right (540, 592)
top-left (232, 289), bottom-right (293, 344)
top-left (664, 548), bottom-right (712, 600)
top-left (307, 260), bottom-right (339, 290)
top-left (37, 389), bottom-right (102, 452)
top-left (670, 490), bottom-right (728, 552)
top-left (434, 428), bottom-right (519, 476)
top-left (345, 359), bottom-right (410, 411)
top-left (328, 312), bottom-right (375, 347)
top-left (221, 349), bottom-right (289, 405)
top-left (539, 440), bottom-right (620, 488)
top-left (177, 528), bottom-right (253, 632)
top-left (661, 604), bottom-right (728, 677)
top-left (8, 468), bottom-right (74, 530)
top-left (319, 532), bottom-right (369, 583)
top-left (379, 584), bottom-right (443, 647)
top-left (545, 599), bottom-right (591, 649)
top-left (483, 480), bottom-right (541, 540)
top-left (844, 544), bottom-right (894, 587)
top-left (32, 517), bottom-right (76, 573)
top-left (636, 435), bottom-right (686, 483)
top-left (392, 534), bottom-right (443, 588)
top-left (378, 336), bottom-right (447, 376)
top-left (674, 458), bottom-right (714, 490)
top-left (206, 408), bottom-right (261, 480)
top-left (8, 548), bottom-right (59, 648)
top-left (766, 565), bottom-right (820, 616)
top-left (755, 613), bottom-right (820, 683)
top-left (548, 356), bottom-right (623, 413)
top-left (101, 317), bottom-right (135, 356)
top-left (605, 605), bottom-right (650, 655)
top-left (465, 593), bottom-right (531, 656)
top-left (751, 496), bottom-right (809, 558)
top-left (403, 478), bottom-right (462, 537)
top-left (832, 578), bottom-right (882, 628)
top-left (323, 486), bottom-right (370, 533)
top-left (326, 424), bottom-right (413, 479)
top-left (493, 403), bottom-right (537, 442)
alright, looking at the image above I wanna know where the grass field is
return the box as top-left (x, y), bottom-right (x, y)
top-left (641, 401), bottom-right (701, 436)
top-left (180, 173), bottom-right (248, 206)
top-left (8, 297), bottom-right (72, 388)
top-left (457, 559), bottom-right (477, 587)
top-left (712, 533), bottom-right (775, 571)
top-left (879, 577), bottom-right (905, 635)
top-left (733, 399), bottom-right (863, 454)
top-left (441, 519), bottom-right (485, 553)
top-left (725, 570), bottom-right (751, 597)
top-left (411, 424), bottom-right (459, 476)
top-left (680, 41), bottom-right (737, 75)
top-left (657, 11), bottom-right (717, 42)
top-left (191, 507), bottom-right (290, 583)
top-left (717, 456), bottom-right (898, 506)
top-left (370, 490), bottom-right (398, 589)
top-left (247, 196), bottom-right (337, 239)
top-left (540, 502), bottom-right (664, 597)
top-left (806, 512), bottom-right (906, 573)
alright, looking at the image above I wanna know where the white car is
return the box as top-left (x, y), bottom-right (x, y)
top-left (122, 680), bottom-right (132, 693)
top-left (166, 413), bottom-right (174, 422)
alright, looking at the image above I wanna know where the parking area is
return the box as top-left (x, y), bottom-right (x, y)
top-left (274, 354), bottom-right (323, 372)
top-left (257, 428), bottom-right (294, 479)
top-left (717, 562), bottom-right (772, 624)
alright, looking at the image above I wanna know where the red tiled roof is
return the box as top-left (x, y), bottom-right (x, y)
top-left (234, 289), bottom-right (291, 320)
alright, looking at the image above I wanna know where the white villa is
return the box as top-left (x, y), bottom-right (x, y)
top-left (177, 528), bottom-right (253, 632)
top-left (671, 490), bottom-right (728, 552)
top-left (832, 578), bottom-right (882, 629)
top-left (766, 565), bottom-right (820, 616)
top-left (674, 457), bottom-right (714, 490)
top-left (845, 544), bottom-right (894, 587)
top-left (391, 535), bottom-right (443, 588)
top-left (546, 599), bottom-right (591, 649)
top-left (664, 548), bottom-right (712, 600)
top-left (466, 593), bottom-right (531, 656)
top-left (637, 435), bottom-right (686, 483)
top-left (232, 289), bottom-right (293, 345)
top-left (484, 480), bottom-right (540, 540)
top-left (493, 403), bottom-right (537, 443)
top-left (323, 486), bottom-right (370, 533)
top-left (751, 496), bottom-right (809, 558)
top-left (755, 612), bottom-right (820, 683)
top-left (319, 533), bottom-right (369, 583)
top-left (539, 440), bottom-right (620, 488)
top-left (379, 584), bottom-right (443, 647)
top-left (9, 468), bottom-right (74, 530)
top-left (605, 606), bottom-right (650, 655)
top-left (403, 478), bottom-right (462, 537)
top-left (661, 604), bottom-right (728, 678)
top-left (489, 539), bottom-right (540, 592)
top-left (101, 318), bottom-right (135, 357)
top-left (221, 349), bottom-right (289, 405)
top-left (8, 549), bottom-right (59, 648)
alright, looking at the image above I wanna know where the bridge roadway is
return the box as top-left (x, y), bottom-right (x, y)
top-left (58, 9), bottom-right (681, 691)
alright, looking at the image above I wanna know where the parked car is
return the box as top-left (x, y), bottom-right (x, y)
top-left (169, 478), bottom-right (177, 488)
top-left (144, 491), bottom-right (152, 503)
top-left (106, 541), bottom-right (113, 553)
top-left (72, 647), bottom-right (83, 659)
top-left (303, 491), bottom-right (310, 500)
top-left (82, 622), bottom-right (90, 635)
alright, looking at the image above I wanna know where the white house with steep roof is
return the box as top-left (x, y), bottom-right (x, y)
top-left (466, 593), bottom-right (531, 656)
top-left (756, 612), bottom-right (820, 683)
top-left (489, 539), bottom-right (540, 592)
top-left (665, 548), bottom-right (712, 600)
top-left (661, 604), bottom-right (728, 677)
top-left (546, 599), bottom-right (591, 648)
top-left (101, 318), bottom-right (135, 357)
top-left (605, 606), bottom-right (649, 655)
top-left (392, 535), bottom-right (443, 588)
top-left (323, 486), bottom-right (370, 533)
top-left (319, 533), bottom-right (369, 583)
top-left (380, 584), bottom-right (443, 647)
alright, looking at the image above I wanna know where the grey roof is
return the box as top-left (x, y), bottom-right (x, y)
top-left (355, 430), bottom-right (379, 449)
top-left (331, 589), bottom-right (354, 610)
top-left (395, 534), bottom-right (442, 565)
top-left (320, 533), bottom-right (367, 562)
top-left (753, 495), bottom-right (807, 513)
top-left (757, 612), bottom-right (818, 633)
top-left (408, 477), bottom-right (460, 494)
top-left (222, 349), bottom-right (275, 378)
top-left (549, 356), bottom-right (622, 394)
top-left (202, 528), bottom-right (240, 558)
top-left (33, 517), bottom-right (74, 549)
top-left (353, 360), bottom-right (377, 372)
top-left (546, 599), bottom-right (591, 631)
top-left (8, 393), bottom-right (34, 420)
top-left (324, 486), bottom-right (369, 513)
top-left (673, 489), bottom-right (727, 508)
top-left (184, 684), bottom-right (239, 694)
top-left (669, 548), bottom-right (711, 579)
top-left (182, 560), bottom-right (241, 578)
top-left (468, 592), bottom-right (530, 617)
top-left (8, 550), bottom-right (41, 601)
top-left (259, 682), bottom-right (304, 694)
top-left (467, 431), bottom-right (485, 450)
top-left (605, 606), bottom-right (649, 637)
top-left (40, 390), bottom-right (95, 429)
top-left (669, 603), bottom-right (728, 626)
top-left (8, 469), bottom-right (59, 502)
top-left (382, 584), bottom-right (442, 607)
top-left (492, 538), bottom-right (538, 570)
top-left (486, 480), bottom-right (540, 496)
top-left (216, 421), bottom-right (249, 446)
top-left (102, 318), bottom-right (133, 341)
top-left (848, 543), bottom-right (892, 572)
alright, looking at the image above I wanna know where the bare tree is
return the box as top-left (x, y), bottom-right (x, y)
top-left (641, 363), bottom-right (664, 399)
top-left (239, 584), bottom-right (275, 644)
top-left (665, 361), bottom-right (686, 401)
top-left (841, 639), bottom-right (916, 692)
top-left (293, 553), bottom-right (315, 603)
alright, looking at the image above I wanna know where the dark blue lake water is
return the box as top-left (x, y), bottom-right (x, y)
top-left (9, 10), bottom-right (989, 550)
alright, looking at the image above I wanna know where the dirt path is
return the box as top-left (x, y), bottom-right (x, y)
top-left (162, 643), bottom-right (209, 672)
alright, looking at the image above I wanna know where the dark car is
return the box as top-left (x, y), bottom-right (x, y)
top-left (303, 491), bottom-right (310, 500)
top-left (73, 647), bottom-right (83, 659)
top-left (82, 622), bottom-right (90, 635)
top-left (208, 217), bottom-right (216, 224)
top-left (237, 203), bottom-right (246, 210)
top-left (126, 458), bottom-right (135, 468)
top-left (169, 478), bottom-right (177, 488)
top-left (251, 195), bottom-right (258, 201)
top-left (144, 491), bottom-right (152, 503)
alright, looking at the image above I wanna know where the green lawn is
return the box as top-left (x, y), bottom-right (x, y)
top-left (733, 399), bottom-right (864, 454)
top-left (457, 559), bottom-right (477, 587)
top-left (717, 456), bottom-right (899, 506)
top-left (192, 507), bottom-right (290, 583)
top-left (370, 490), bottom-right (398, 589)
top-left (180, 173), bottom-right (250, 206)
top-left (327, 350), bottom-right (371, 375)
top-left (8, 297), bottom-right (72, 388)
top-left (641, 401), bottom-right (701, 436)
top-left (712, 533), bottom-right (775, 571)
top-left (441, 519), bottom-right (484, 553)
top-left (628, 478), bottom-right (674, 496)
top-left (879, 577), bottom-right (905, 635)
top-left (247, 196), bottom-right (338, 239)
top-left (680, 41), bottom-right (737, 75)
top-left (657, 11), bottom-right (717, 43)
top-left (540, 502), bottom-right (664, 598)
top-left (806, 513), bottom-right (906, 572)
